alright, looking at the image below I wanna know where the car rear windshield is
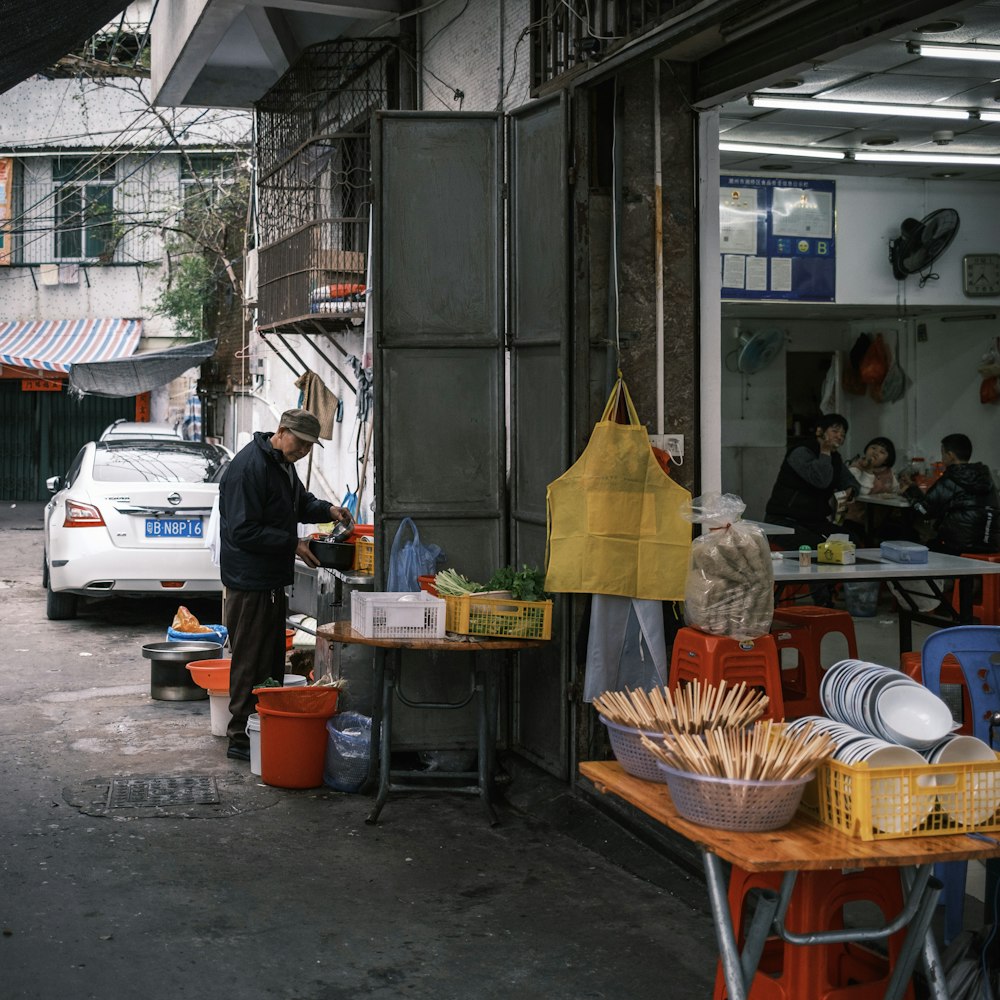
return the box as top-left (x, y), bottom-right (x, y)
top-left (93, 441), bottom-right (230, 483)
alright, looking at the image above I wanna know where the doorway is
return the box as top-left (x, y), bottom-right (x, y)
top-left (786, 351), bottom-right (837, 446)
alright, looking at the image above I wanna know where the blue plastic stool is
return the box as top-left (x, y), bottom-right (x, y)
top-left (920, 625), bottom-right (1000, 944)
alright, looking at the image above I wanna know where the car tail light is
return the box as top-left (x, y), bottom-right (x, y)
top-left (63, 500), bottom-right (106, 528)
top-left (161, 581), bottom-right (185, 588)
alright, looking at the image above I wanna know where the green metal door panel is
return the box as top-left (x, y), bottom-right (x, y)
top-left (375, 112), bottom-right (504, 751)
top-left (0, 382), bottom-right (133, 500)
top-left (380, 113), bottom-right (500, 342)
top-left (509, 96), bottom-right (571, 778)
top-left (383, 348), bottom-right (502, 513)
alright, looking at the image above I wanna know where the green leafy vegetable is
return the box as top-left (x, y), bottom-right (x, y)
top-left (486, 565), bottom-right (549, 602)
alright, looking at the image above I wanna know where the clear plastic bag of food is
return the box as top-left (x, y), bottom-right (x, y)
top-left (681, 493), bottom-right (774, 640)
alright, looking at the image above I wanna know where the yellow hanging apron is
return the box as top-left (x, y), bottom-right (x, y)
top-left (545, 376), bottom-right (692, 600)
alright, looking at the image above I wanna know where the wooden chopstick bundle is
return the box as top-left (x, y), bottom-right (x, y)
top-left (640, 720), bottom-right (836, 782)
top-left (593, 679), bottom-right (770, 735)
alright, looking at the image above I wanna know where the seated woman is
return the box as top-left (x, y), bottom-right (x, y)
top-left (765, 413), bottom-right (862, 551)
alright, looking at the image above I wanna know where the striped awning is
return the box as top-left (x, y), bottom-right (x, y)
top-left (0, 318), bottom-right (142, 374)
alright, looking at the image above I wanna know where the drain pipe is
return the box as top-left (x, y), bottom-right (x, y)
top-left (653, 58), bottom-right (664, 437)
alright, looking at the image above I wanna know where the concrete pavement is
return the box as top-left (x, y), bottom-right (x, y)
top-left (0, 502), bottom-right (718, 999)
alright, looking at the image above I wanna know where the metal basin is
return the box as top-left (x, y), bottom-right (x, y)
top-left (142, 641), bottom-right (222, 701)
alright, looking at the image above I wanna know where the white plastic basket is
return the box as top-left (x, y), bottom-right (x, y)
top-left (351, 592), bottom-right (446, 639)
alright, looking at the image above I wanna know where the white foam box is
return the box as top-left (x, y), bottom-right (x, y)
top-left (880, 540), bottom-right (929, 564)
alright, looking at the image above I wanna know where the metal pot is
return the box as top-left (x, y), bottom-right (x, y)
top-left (142, 641), bottom-right (221, 701)
top-left (327, 515), bottom-right (355, 543)
top-left (309, 538), bottom-right (355, 570)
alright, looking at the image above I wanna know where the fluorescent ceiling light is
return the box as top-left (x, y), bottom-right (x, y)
top-left (749, 93), bottom-right (969, 120)
top-left (719, 141), bottom-right (846, 160)
top-left (854, 150), bottom-right (1000, 165)
top-left (978, 110), bottom-right (1000, 122)
top-left (908, 41), bottom-right (1000, 62)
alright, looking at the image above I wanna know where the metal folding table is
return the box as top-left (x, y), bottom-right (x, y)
top-left (316, 620), bottom-right (546, 824)
top-left (580, 760), bottom-right (1000, 1000)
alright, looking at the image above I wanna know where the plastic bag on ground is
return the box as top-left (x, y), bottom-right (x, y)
top-left (323, 712), bottom-right (372, 792)
top-left (682, 493), bottom-right (774, 640)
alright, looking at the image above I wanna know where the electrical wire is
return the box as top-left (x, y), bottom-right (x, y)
top-left (558, 0), bottom-right (623, 41)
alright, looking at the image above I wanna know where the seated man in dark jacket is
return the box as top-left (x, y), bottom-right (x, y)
top-left (765, 413), bottom-right (862, 550)
top-left (900, 433), bottom-right (1000, 554)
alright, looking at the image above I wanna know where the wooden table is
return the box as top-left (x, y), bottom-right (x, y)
top-left (580, 760), bottom-right (1000, 1000)
top-left (317, 621), bottom-right (546, 824)
top-left (772, 549), bottom-right (1000, 651)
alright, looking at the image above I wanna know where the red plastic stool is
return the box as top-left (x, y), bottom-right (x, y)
top-left (669, 628), bottom-right (784, 720)
top-left (900, 651), bottom-right (972, 735)
top-left (949, 552), bottom-right (1000, 625)
top-left (770, 607), bottom-right (858, 719)
top-left (713, 866), bottom-right (914, 1000)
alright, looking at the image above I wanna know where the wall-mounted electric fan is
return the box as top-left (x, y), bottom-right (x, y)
top-left (736, 328), bottom-right (786, 375)
top-left (889, 208), bottom-right (960, 284)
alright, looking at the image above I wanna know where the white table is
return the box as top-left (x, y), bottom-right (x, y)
top-left (772, 549), bottom-right (1000, 651)
top-left (744, 519), bottom-right (795, 536)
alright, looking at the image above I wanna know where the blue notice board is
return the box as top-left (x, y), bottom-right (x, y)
top-left (720, 176), bottom-right (835, 302)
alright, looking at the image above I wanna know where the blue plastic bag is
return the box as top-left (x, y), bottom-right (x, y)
top-left (386, 517), bottom-right (444, 592)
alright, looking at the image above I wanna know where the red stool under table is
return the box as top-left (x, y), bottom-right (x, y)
top-left (669, 628), bottom-right (784, 720)
top-left (949, 552), bottom-right (1000, 626)
top-left (770, 606), bottom-right (858, 719)
top-left (713, 866), bottom-right (915, 1000)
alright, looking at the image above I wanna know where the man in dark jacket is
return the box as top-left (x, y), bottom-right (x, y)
top-left (900, 433), bottom-right (1000, 554)
top-left (219, 408), bottom-right (351, 760)
top-left (765, 413), bottom-right (862, 550)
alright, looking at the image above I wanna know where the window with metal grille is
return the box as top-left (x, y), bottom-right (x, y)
top-left (180, 153), bottom-right (239, 216)
top-left (53, 155), bottom-right (116, 260)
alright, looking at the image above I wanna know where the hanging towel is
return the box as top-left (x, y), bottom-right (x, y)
top-left (294, 370), bottom-right (338, 439)
top-left (583, 595), bottom-right (668, 703)
top-left (40, 263), bottom-right (59, 286)
top-left (58, 264), bottom-right (79, 285)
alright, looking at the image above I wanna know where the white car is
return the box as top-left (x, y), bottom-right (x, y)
top-left (43, 439), bottom-right (231, 620)
top-left (99, 419), bottom-right (184, 441)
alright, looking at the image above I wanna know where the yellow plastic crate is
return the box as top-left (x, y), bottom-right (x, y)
top-left (805, 754), bottom-right (1000, 841)
top-left (352, 536), bottom-right (374, 574)
top-left (444, 594), bottom-right (552, 640)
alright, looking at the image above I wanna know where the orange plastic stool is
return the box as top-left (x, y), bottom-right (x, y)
top-left (949, 552), bottom-right (1000, 625)
top-left (900, 651), bottom-right (972, 735)
top-left (770, 607), bottom-right (858, 719)
top-left (713, 867), bottom-right (914, 1000)
top-left (669, 628), bottom-right (784, 720)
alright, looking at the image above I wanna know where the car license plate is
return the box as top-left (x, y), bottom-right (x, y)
top-left (145, 517), bottom-right (202, 538)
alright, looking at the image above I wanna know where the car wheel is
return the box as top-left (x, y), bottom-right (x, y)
top-left (46, 580), bottom-right (78, 621)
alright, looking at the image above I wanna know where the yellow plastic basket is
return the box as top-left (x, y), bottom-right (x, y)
top-left (352, 536), bottom-right (374, 574)
top-left (806, 754), bottom-right (1000, 841)
top-left (444, 594), bottom-right (552, 640)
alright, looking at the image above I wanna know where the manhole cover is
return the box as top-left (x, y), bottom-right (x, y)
top-left (107, 775), bottom-right (219, 809)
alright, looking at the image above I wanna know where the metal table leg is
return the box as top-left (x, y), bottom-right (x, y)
top-left (703, 850), bottom-right (749, 1000)
top-left (477, 661), bottom-right (498, 825)
top-left (365, 648), bottom-right (396, 825)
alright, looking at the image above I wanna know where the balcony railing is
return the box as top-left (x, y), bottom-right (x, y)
top-left (257, 218), bottom-right (367, 331)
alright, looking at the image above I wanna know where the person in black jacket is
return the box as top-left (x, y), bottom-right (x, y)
top-left (765, 413), bottom-right (862, 550)
top-left (899, 433), bottom-right (1000, 554)
top-left (219, 408), bottom-right (351, 760)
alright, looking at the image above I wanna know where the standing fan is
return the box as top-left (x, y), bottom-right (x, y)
top-left (736, 329), bottom-right (786, 374)
top-left (889, 208), bottom-right (960, 283)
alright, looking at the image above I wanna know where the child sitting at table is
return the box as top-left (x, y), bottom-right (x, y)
top-left (843, 436), bottom-right (907, 545)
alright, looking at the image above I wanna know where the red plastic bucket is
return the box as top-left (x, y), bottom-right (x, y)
top-left (254, 687), bottom-right (340, 789)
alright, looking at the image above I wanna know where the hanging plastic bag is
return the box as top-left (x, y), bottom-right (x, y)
top-left (859, 332), bottom-right (889, 386)
top-left (386, 517), bottom-right (444, 592)
top-left (878, 333), bottom-right (906, 404)
top-left (545, 375), bottom-right (692, 600)
top-left (682, 493), bottom-right (774, 640)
